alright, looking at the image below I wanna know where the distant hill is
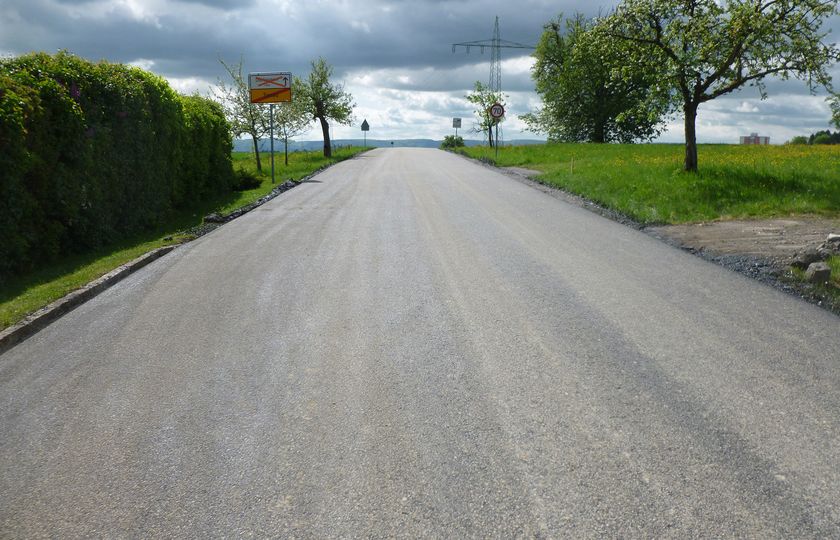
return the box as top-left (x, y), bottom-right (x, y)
top-left (232, 138), bottom-right (545, 153)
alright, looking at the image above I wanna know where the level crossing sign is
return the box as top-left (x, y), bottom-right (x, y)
top-left (248, 72), bottom-right (292, 103)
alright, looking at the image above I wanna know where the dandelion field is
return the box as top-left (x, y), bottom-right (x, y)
top-left (462, 143), bottom-right (840, 225)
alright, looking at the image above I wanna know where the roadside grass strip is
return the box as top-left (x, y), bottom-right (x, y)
top-left (463, 143), bottom-right (840, 225)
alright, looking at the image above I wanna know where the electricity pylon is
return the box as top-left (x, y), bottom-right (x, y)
top-left (452, 16), bottom-right (534, 147)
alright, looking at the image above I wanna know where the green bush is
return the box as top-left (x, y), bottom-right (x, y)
top-left (233, 168), bottom-right (263, 191)
top-left (441, 135), bottom-right (465, 149)
top-left (0, 52), bottom-right (234, 280)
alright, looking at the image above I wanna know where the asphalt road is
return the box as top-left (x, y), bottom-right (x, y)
top-left (2, 148), bottom-right (840, 538)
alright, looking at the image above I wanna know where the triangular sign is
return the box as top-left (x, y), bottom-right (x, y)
top-left (361, 119), bottom-right (370, 131)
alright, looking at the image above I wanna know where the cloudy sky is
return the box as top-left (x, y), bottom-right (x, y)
top-left (1, 0), bottom-right (838, 144)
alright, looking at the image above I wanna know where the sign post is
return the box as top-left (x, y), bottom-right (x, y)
top-left (361, 119), bottom-right (370, 148)
top-left (249, 71), bottom-right (293, 184)
top-left (269, 104), bottom-right (275, 183)
top-left (488, 103), bottom-right (505, 159)
top-left (453, 117), bottom-right (462, 138)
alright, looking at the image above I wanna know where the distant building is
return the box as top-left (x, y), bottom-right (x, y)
top-left (740, 133), bottom-right (770, 145)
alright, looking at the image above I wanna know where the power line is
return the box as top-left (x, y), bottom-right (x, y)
top-left (452, 16), bottom-right (535, 147)
top-left (451, 16), bottom-right (535, 96)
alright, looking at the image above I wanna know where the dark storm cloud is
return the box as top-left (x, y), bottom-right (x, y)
top-left (173, 0), bottom-right (256, 9)
top-left (0, 0), bottom-right (600, 80)
top-left (2, 0), bottom-right (836, 141)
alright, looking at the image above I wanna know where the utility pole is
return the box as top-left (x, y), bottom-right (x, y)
top-left (452, 16), bottom-right (534, 149)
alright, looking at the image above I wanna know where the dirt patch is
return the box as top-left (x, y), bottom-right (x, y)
top-left (647, 218), bottom-right (840, 315)
top-left (647, 218), bottom-right (840, 265)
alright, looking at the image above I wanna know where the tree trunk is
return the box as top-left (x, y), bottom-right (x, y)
top-left (592, 120), bottom-right (606, 144)
top-left (251, 134), bottom-right (262, 172)
top-left (319, 116), bottom-right (331, 158)
top-left (488, 123), bottom-right (494, 148)
top-left (284, 137), bottom-right (289, 166)
top-left (683, 101), bottom-right (699, 172)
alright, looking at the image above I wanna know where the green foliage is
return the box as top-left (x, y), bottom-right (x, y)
top-left (465, 81), bottom-right (505, 147)
top-left (462, 143), bottom-right (840, 224)
top-left (0, 51), bottom-right (234, 282)
top-left (299, 57), bottom-right (355, 157)
top-left (787, 136), bottom-right (809, 145)
top-left (810, 130), bottom-right (840, 145)
top-left (233, 168), bottom-right (263, 191)
top-left (524, 13), bottom-right (668, 143)
top-left (440, 135), bottom-right (465, 149)
top-left (597, 0), bottom-right (840, 171)
top-left (831, 95), bottom-right (840, 129)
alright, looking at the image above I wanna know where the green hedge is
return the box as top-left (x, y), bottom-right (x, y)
top-left (0, 51), bottom-right (233, 279)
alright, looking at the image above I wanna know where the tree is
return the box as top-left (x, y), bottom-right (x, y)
top-left (272, 77), bottom-right (311, 165)
top-left (213, 56), bottom-right (268, 171)
top-left (830, 94), bottom-right (840, 129)
top-left (523, 13), bottom-right (667, 143)
top-left (465, 81), bottom-right (505, 148)
top-left (598, 0), bottom-right (840, 171)
top-left (299, 57), bottom-right (354, 158)
top-left (440, 135), bottom-right (465, 149)
top-left (787, 136), bottom-right (809, 145)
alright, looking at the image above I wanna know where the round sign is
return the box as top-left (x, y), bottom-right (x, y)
top-left (489, 103), bottom-right (505, 119)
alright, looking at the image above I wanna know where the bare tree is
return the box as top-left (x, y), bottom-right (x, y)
top-left (272, 77), bottom-right (312, 165)
top-left (213, 56), bottom-right (268, 171)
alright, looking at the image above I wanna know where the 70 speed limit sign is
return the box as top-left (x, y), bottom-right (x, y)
top-left (489, 102), bottom-right (505, 119)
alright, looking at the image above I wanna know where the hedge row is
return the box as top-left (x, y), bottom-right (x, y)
top-left (0, 51), bottom-right (234, 280)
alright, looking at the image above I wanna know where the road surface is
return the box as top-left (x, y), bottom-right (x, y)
top-left (2, 148), bottom-right (840, 537)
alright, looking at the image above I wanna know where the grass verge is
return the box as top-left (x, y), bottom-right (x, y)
top-left (0, 146), bottom-right (366, 330)
top-left (462, 143), bottom-right (840, 224)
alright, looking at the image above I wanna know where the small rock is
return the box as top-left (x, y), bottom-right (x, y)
top-left (791, 247), bottom-right (824, 269)
top-left (805, 262), bottom-right (832, 284)
top-left (827, 233), bottom-right (840, 243)
top-left (204, 213), bottom-right (224, 223)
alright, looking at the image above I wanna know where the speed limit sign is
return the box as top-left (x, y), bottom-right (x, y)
top-left (489, 102), bottom-right (505, 119)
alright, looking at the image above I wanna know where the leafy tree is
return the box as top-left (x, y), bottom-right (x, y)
top-left (272, 77), bottom-right (311, 165)
top-left (440, 135), bottom-right (465, 149)
top-left (809, 130), bottom-right (840, 144)
top-left (787, 136), bottom-right (809, 145)
top-left (598, 0), bottom-right (840, 171)
top-left (831, 94), bottom-right (840, 129)
top-left (299, 57), bottom-right (354, 158)
top-left (465, 81), bottom-right (505, 148)
top-left (523, 13), bottom-right (667, 143)
top-left (213, 56), bottom-right (268, 171)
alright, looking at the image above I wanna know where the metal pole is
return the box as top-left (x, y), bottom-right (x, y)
top-left (495, 122), bottom-right (499, 160)
top-left (270, 103), bottom-right (275, 184)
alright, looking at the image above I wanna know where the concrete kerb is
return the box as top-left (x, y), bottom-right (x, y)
top-left (0, 246), bottom-right (176, 356)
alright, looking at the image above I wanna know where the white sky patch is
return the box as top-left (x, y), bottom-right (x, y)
top-left (735, 101), bottom-right (760, 113)
top-left (128, 58), bottom-right (156, 71)
top-left (350, 20), bottom-right (371, 33)
top-left (166, 76), bottom-right (214, 96)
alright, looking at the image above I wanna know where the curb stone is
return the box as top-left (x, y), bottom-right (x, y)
top-left (0, 245), bottom-right (176, 356)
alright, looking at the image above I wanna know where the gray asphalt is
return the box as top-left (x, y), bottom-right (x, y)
top-left (2, 148), bottom-right (840, 538)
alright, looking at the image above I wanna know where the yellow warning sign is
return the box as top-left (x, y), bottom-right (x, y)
top-left (250, 87), bottom-right (292, 103)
